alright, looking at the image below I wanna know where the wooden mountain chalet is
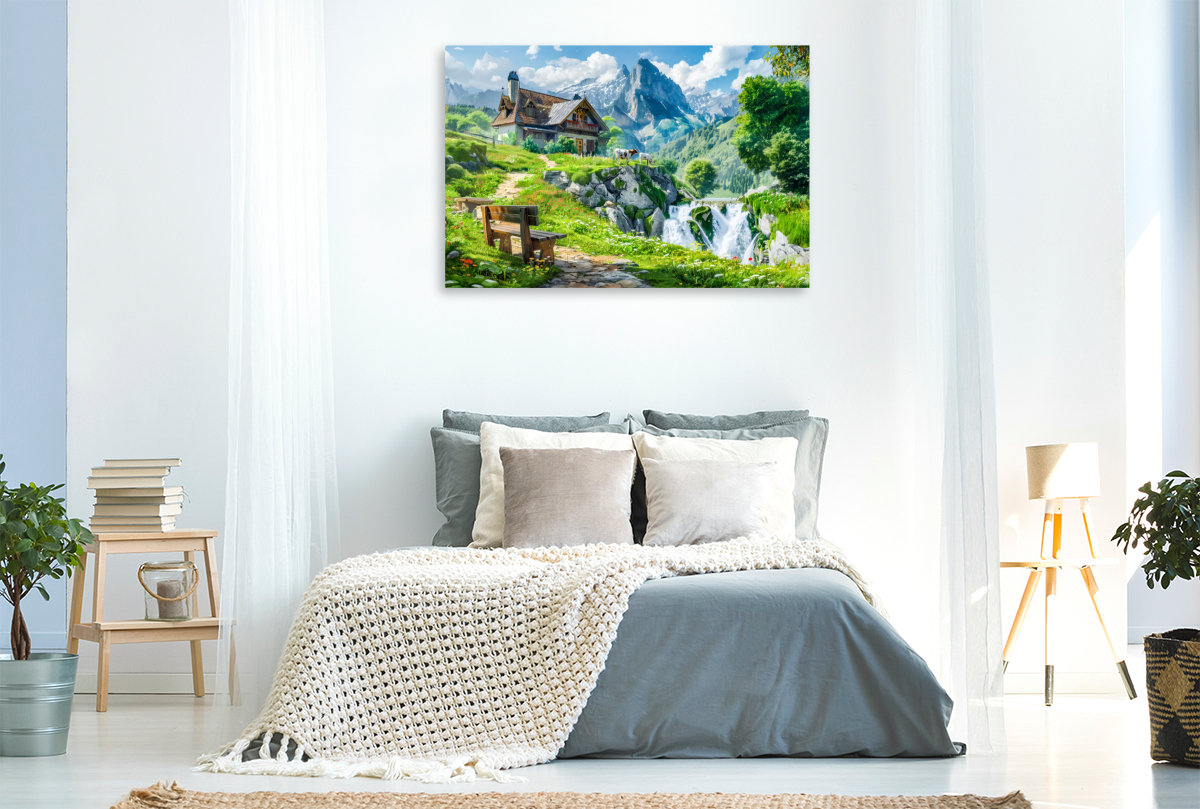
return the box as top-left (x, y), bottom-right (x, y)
top-left (491, 71), bottom-right (606, 155)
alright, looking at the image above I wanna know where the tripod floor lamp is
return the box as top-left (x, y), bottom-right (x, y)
top-left (1001, 442), bottom-right (1138, 705)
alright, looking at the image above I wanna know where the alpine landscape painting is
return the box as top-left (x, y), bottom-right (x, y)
top-left (444, 46), bottom-right (810, 288)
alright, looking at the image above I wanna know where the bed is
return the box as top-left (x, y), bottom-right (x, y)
top-left (200, 409), bottom-right (961, 781)
top-left (562, 567), bottom-right (958, 759)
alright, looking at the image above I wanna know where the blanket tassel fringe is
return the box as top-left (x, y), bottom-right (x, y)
top-left (193, 731), bottom-right (526, 783)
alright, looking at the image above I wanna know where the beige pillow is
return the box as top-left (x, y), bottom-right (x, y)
top-left (641, 458), bottom-right (777, 546)
top-left (501, 447), bottom-right (637, 548)
top-left (632, 431), bottom-right (798, 540)
top-left (471, 422), bottom-right (635, 548)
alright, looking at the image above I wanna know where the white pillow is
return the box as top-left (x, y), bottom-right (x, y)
top-left (470, 422), bottom-right (635, 549)
top-left (632, 431), bottom-right (798, 541)
top-left (641, 458), bottom-right (777, 546)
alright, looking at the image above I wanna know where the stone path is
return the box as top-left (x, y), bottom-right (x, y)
top-left (541, 247), bottom-right (652, 288)
top-left (492, 161), bottom-right (650, 287)
top-left (494, 172), bottom-right (527, 199)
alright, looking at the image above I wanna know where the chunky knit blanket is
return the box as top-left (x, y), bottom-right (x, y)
top-left (196, 536), bottom-right (878, 782)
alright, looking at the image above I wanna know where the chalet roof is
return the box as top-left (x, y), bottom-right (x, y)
top-left (545, 100), bottom-right (586, 126)
top-left (492, 87), bottom-right (582, 128)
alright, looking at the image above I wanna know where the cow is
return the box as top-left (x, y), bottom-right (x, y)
top-left (614, 148), bottom-right (639, 164)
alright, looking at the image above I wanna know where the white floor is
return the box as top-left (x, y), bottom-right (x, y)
top-left (2, 646), bottom-right (1196, 809)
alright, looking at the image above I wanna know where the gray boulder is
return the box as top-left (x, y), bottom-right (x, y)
top-left (758, 213), bottom-right (777, 236)
top-left (611, 166), bottom-right (657, 211)
top-left (768, 230), bottom-right (810, 267)
top-left (606, 206), bottom-right (635, 234)
top-left (445, 154), bottom-right (454, 166)
top-left (543, 170), bottom-right (570, 190)
top-left (648, 208), bottom-right (666, 240)
top-left (579, 187), bottom-right (605, 208)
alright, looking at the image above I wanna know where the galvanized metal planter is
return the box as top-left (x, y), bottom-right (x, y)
top-left (0, 652), bottom-right (79, 756)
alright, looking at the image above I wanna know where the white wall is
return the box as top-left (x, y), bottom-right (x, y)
top-left (65, 0), bottom-right (1131, 693)
top-left (1123, 0), bottom-right (1200, 641)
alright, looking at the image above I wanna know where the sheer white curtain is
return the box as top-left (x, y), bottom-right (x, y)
top-left (216, 0), bottom-right (339, 719)
top-left (914, 0), bottom-right (1007, 754)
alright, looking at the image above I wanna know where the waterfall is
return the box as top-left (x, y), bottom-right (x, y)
top-left (663, 201), bottom-right (757, 263)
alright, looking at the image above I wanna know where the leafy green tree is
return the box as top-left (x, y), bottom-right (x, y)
top-left (685, 159), bottom-right (718, 197)
top-left (733, 76), bottom-right (809, 173)
top-left (765, 46), bottom-right (810, 81)
top-left (466, 109), bottom-right (493, 130)
top-left (763, 131), bottom-right (809, 194)
top-left (657, 158), bottom-right (678, 176)
top-left (602, 116), bottom-right (624, 151)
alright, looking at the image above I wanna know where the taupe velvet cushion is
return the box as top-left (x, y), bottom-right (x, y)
top-left (472, 423), bottom-right (635, 549)
top-left (500, 447), bottom-right (637, 549)
top-left (641, 458), bottom-right (777, 547)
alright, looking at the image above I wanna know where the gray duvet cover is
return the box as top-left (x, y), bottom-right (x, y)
top-left (559, 567), bottom-right (960, 759)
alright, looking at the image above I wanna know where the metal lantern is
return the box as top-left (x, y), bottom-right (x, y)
top-left (138, 560), bottom-right (198, 621)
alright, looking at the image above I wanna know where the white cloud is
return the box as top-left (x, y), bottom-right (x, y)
top-left (553, 45), bottom-right (562, 51)
top-left (526, 45), bottom-right (539, 58)
top-left (452, 47), bottom-right (463, 51)
top-left (443, 49), bottom-right (516, 90)
top-left (732, 58), bottom-right (773, 89)
top-left (517, 51), bottom-right (621, 91)
top-left (651, 45), bottom-right (753, 92)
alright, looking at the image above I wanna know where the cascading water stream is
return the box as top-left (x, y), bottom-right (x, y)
top-left (663, 201), bottom-right (758, 263)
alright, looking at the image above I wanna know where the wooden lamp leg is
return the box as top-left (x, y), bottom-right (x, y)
top-left (1003, 568), bottom-right (1043, 673)
top-left (1045, 566), bottom-right (1057, 706)
top-left (1038, 500), bottom-right (1054, 559)
top-left (1080, 566), bottom-right (1137, 699)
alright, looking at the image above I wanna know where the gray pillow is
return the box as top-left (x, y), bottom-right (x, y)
top-left (642, 409), bottom-right (810, 430)
top-left (641, 458), bottom-right (776, 546)
top-left (640, 417), bottom-right (829, 540)
top-left (443, 409), bottom-right (611, 433)
top-left (431, 422), bottom-right (630, 547)
top-left (500, 447), bottom-right (636, 549)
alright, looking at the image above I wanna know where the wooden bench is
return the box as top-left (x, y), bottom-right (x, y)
top-left (481, 205), bottom-right (566, 264)
top-left (454, 197), bottom-right (493, 218)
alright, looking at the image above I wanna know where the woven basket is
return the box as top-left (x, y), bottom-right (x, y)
top-left (1145, 629), bottom-right (1200, 766)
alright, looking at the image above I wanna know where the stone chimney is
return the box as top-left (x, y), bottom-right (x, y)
top-left (507, 71), bottom-right (520, 105)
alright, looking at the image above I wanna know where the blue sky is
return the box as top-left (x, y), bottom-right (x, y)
top-left (445, 46), bottom-right (782, 98)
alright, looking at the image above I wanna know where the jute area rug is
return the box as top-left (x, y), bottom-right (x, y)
top-left (111, 782), bottom-right (1031, 809)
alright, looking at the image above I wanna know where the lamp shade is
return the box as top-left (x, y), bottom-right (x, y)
top-left (1026, 443), bottom-right (1101, 500)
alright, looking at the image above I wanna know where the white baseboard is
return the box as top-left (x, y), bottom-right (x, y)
top-left (1128, 625), bottom-right (1190, 643)
top-left (1004, 671), bottom-right (1127, 695)
top-left (74, 671), bottom-right (218, 695)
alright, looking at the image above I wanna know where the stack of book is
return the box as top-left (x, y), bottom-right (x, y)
top-left (87, 459), bottom-right (184, 533)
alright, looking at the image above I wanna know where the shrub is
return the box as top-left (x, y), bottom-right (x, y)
top-left (522, 136), bottom-right (544, 154)
top-left (546, 138), bottom-right (576, 155)
top-left (657, 158), bottom-right (678, 176)
top-left (571, 170), bottom-right (594, 185)
top-left (445, 164), bottom-right (468, 181)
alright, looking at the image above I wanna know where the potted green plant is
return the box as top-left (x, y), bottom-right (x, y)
top-left (0, 453), bottom-right (93, 756)
top-left (1112, 470), bottom-right (1200, 767)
